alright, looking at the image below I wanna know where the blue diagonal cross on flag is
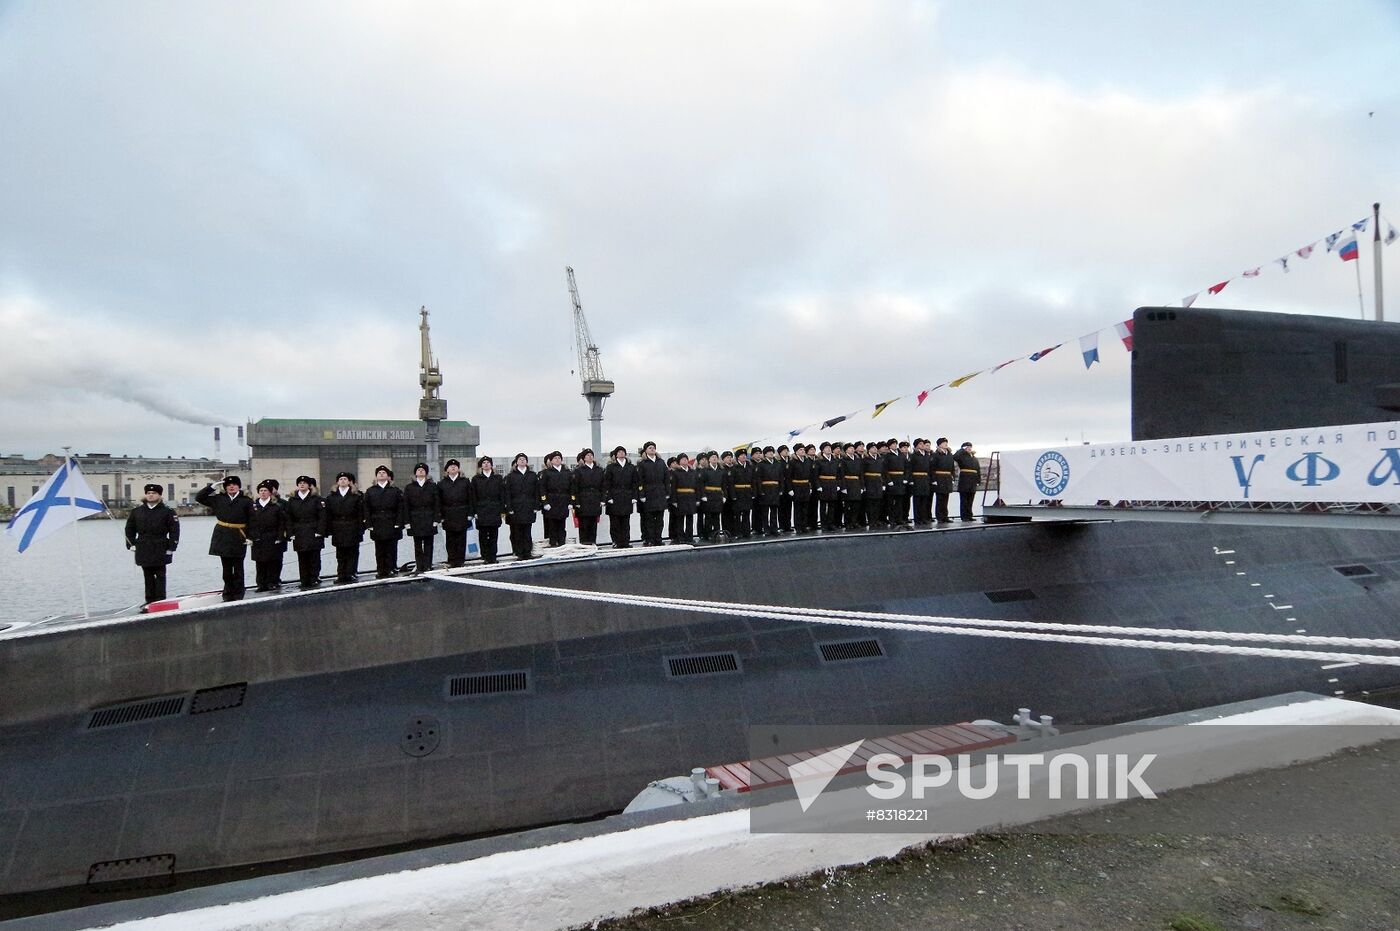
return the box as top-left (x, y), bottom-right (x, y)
top-left (5, 457), bottom-right (106, 553)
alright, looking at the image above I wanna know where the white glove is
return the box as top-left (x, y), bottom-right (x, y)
top-left (788, 490), bottom-right (794, 496)
top-left (701, 497), bottom-right (707, 503)
top-left (543, 504), bottom-right (551, 511)
top-left (607, 498), bottom-right (614, 504)
top-left (640, 497), bottom-right (646, 502)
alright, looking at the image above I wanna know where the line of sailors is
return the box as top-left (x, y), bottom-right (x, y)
top-left (131, 438), bottom-right (980, 604)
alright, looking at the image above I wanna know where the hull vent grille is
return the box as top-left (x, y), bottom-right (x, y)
top-left (446, 670), bottom-right (531, 699)
top-left (818, 638), bottom-right (886, 663)
top-left (667, 652), bottom-right (741, 678)
top-left (86, 695), bottom-right (187, 730)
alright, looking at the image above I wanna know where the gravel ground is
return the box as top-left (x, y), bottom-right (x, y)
top-left (595, 741), bottom-right (1400, 931)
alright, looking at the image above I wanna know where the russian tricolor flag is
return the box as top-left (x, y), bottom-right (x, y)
top-left (1338, 235), bottom-right (1359, 262)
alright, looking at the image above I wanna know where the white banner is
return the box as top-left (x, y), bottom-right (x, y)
top-left (998, 421), bottom-right (1400, 505)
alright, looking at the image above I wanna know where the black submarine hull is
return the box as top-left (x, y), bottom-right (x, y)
top-left (3, 519), bottom-right (1399, 899)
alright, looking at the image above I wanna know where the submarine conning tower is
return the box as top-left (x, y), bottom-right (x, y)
top-left (1131, 306), bottom-right (1400, 441)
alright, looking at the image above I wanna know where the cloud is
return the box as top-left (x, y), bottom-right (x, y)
top-left (0, 1), bottom-right (1396, 458)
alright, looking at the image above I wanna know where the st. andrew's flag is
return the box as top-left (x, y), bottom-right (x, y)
top-left (4, 458), bottom-right (106, 553)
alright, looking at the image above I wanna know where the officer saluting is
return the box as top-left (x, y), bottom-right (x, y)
top-left (124, 482), bottom-right (179, 602)
top-left (195, 476), bottom-right (255, 601)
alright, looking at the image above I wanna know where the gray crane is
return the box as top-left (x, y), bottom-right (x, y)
top-left (566, 266), bottom-right (615, 454)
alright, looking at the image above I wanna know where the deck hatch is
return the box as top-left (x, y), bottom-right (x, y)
top-left (818, 638), bottom-right (886, 663)
top-left (1333, 564), bottom-right (1377, 578)
top-left (190, 682), bottom-right (247, 715)
top-left (666, 652), bottom-right (741, 678)
top-left (445, 670), bottom-right (531, 699)
top-left (985, 588), bottom-right (1037, 603)
top-left (85, 694), bottom-right (187, 730)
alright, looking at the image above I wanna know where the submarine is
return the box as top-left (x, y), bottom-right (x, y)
top-left (2, 305), bottom-right (1399, 912)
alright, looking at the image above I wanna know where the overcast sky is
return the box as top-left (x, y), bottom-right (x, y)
top-left (2, 1), bottom-right (1397, 461)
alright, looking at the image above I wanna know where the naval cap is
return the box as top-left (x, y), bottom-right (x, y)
top-left (143, 482), bottom-right (162, 494)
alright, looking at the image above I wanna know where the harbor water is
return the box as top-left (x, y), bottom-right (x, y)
top-left (0, 515), bottom-right (548, 625)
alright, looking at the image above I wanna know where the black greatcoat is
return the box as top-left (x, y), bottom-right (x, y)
top-left (323, 489), bottom-right (366, 546)
top-left (728, 462), bottom-right (756, 509)
top-left (756, 459), bottom-right (783, 505)
top-left (954, 450), bottom-right (981, 492)
top-left (931, 450), bottom-right (957, 493)
top-left (404, 479), bottom-right (441, 537)
top-left (285, 492), bottom-right (326, 551)
top-left (570, 463), bottom-right (605, 517)
top-left (539, 466), bottom-right (572, 512)
top-left (907, 449), bottom-right (932, 496)
top-left (816, 455), bottom-right (841, 501)
top-left (194, 485), bottom-right (255, 557)
top-left (471, 472), bottom-right (506, 527)
top-left (840, 457), bottom-right (864, 502)
top-left (788, 457), bottom-right (813, 502)
top-left (364, 483), bottom-right (406, 541)
top-left (601, 460), bottom-right (637, 516)
top-left (505, 468), bottom-right (540, 524)
top-left (124, 502), bottom-right (180, 567)
top-left (861, 456), bottom-right (885, 499)
top-left (668, 466), bottom-right (700, 515)
top-left (438, 475), bottom-right (473, 531)
top-left (697, 465), bottom-right (726, 513)
top-left (883, 450), bottom-right (906, 494)
top-left (635, 456), bottom-right (669, 513)
top-left (247, 499), bottom-right (289, 562)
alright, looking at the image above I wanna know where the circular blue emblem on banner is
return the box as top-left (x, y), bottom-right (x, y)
top-left (1033, 451), bottom-right (1070, 496)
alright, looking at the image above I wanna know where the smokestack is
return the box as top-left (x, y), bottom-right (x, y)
top-left (214, 426), bottom-right (221, 462)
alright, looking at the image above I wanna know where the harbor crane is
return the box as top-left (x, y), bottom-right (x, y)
top-left (566, 266), bottom-right (615, 454)
top-left (417, 306), bottom-right (447, 477)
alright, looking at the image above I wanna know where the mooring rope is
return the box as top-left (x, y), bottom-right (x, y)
top-left (433, 574), bottom-right (1400, 667)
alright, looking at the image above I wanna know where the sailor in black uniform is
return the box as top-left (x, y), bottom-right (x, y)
top-left (815, 442), bottom-right (840, 532)
top-left (324, 471), bottom-right (364, 582)
top-left (840, 442), bottom-right (863, 529)
top-left (247, 479), bottom-right (288, 592)
top-left (728, 450), bottom-right (755, 538)
top-left (285, 475), bottom-right (326, 588)
top-left (786, 444), bottom-right (810, 533)
top-left (471, 457), bottom-right (505, 563)
top-left (932, 437), bottom-right (956, 524)
top-left (505, 453), bottom-right (539, 560)
top-left (955, 441), bottom-right (981, 522)
top-left (364, 465), bottom-right (406, 577)
top-left (539, 451), bottom-right (571, 547)
top-left (668, 452), bottom-right (699, 543)
top-left (601, 445), bottom-right (637, 548)
top-left (755, 446), bottom-right (781, 536)
top-left (862, 442), bottom-right (886, 529)
top-left (636, 441), bottom-right (669, 546)
top-left (718, 450), bottom-right (737, 537)
top-left (195, 475), bottom-right (255, 601)
top-left (124, 482), bottom-right (179, 602)
top-left (438, 459), bottom-right (473, 568)
top-left (404, 462), bottom-right (440, 572)
top-left (908, 438), bottom-right (932, 527)
top-left (570, 449), bottom-right (604, 546)
top-left (775, 445), bottom-right (793, 533)
top-left (697, 451), bottom-right (725, 541)
top-left (665, 455), bottom-right (680, 542)
top-left (883, 439), bottom-right (906, 528)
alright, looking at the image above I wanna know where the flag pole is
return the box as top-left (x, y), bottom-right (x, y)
top-left (1354, 243), bottom-right (1366, 320)
top-left (1374, 202), bottom-right (1385, 322)
top-left (63, 446), bottom-right (91, 618)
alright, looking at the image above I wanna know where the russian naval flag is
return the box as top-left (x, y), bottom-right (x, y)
top-left (5, 457), bottom-right (106, 553)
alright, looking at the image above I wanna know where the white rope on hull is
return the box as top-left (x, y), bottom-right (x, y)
top-left (433, 574), bottom-right (1400, 667)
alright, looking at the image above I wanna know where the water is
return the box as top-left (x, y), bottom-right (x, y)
top-left (0, 516), bottom-right (547, 624)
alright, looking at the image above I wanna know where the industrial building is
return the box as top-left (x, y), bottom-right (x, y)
top-left (245, 418), bottom-right (480, 492)
top-left (0, 453), bottom-right (246, 511)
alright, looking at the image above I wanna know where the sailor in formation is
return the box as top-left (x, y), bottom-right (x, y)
top-left (124, 482), bottom-right (180, 602)
top-left (170, 438), bottom-right (980, 597)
